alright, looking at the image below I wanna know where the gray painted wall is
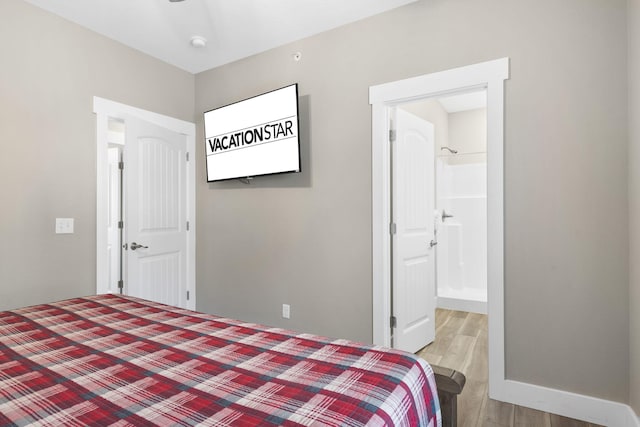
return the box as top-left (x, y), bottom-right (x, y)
top-left (629, 0), bottom-right (640, 415)
top-left (0, 0), bottom-right (194, 310)
top-left (195, 0), bottom-right (629, 403)
top-left (448, 109), bottom-right (487, 155)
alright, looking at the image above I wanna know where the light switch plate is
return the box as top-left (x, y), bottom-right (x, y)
top-left (55, 218), bottom-right (74, 234)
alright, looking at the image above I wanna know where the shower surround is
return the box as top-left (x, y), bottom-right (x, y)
top-left (436, 156), bottom-right (487, 314)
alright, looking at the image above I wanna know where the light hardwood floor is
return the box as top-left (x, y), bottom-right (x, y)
top-left (416, 309), bottom-right (603, 427)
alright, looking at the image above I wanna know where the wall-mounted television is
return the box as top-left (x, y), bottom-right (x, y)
top-left (204, 84), bottom-right (301, 182)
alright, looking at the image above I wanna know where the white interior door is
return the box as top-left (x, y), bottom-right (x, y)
top-left (125, 117), bottom-right (188, 308)
top-left (392, 108), bottom-right (436, 353)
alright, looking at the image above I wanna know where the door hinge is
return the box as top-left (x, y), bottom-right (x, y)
top-left (186, 221), bottom-right (190, 231)
top-left (186, 152), bottom-right (190, 162)
top-left (117, 279), bottom-right (124, 290)
top-left (389, 129), bottom-right (396, 143)
top-left (118, 220), bottom-right (124, 229)
top-left (186, 291), bottom-right (190, 301)
top-left (119, 161), bottom-right (124, 170)
top-left (390, 316), bottom-right (397, 329)
top-left (389, 222), bottom-right (397, 235)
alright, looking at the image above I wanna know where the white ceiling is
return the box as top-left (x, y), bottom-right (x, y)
top-left (23, 0), bottom-right (418, 74)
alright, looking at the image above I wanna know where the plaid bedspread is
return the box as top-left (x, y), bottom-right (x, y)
top-left (0, 294), bottom-right (441, 426)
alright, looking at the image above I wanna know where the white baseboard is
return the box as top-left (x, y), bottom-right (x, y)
top-left (490, 379), bottom-right (640, 427)
top-left (436, 296), bottom-right (487, 314)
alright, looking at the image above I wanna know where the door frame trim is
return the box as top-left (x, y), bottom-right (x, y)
top-left (93, 97), bottom-right (197, 310)
top-left (369, 58), bottom-right (509, 398)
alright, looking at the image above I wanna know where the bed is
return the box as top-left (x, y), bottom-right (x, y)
top-left (0, 294), bottom-right (452, 426)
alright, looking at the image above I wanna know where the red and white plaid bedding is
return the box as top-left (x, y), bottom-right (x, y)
top-left (0, 294), bottom-right (441, 426)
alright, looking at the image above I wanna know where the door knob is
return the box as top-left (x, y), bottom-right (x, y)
top-left (130, 242), bottom-right (148, 251)
top-left (430, 240), bottom-right (438, 248)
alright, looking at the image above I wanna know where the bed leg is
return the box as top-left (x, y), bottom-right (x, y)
top-left (431, 364), bottom-right (466, 427)
top-left (438, 388), bottom-right (458, 427)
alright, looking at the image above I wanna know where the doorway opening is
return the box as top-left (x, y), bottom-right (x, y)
top-left (93, 97), bottom-right (197, 310)
top-left (369, 58), bottom-right (509, 399)
top-left (400, 90), bottom-right (489, 315)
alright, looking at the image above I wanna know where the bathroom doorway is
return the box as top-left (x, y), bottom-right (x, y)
top-left (399, 90), bottom-right (488, 315)
top-left (369, 58), bottom-right (509, 399)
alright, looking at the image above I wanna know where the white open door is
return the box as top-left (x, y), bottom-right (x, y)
top-left (392, 108), bottom-right (436, 353)
top-left (125, 117), bottom-right (188, 308)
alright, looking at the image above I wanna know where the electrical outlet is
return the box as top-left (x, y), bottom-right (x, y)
top-left (55, 218), bottom-right (74, 234)
top-left (282, 304), bottom-right (290, 319)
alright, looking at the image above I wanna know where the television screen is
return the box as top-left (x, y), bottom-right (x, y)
top-left (204, 84), bottom-right (301, 182)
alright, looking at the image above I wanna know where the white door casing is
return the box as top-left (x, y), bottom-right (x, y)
top-left (370, 58), bottom-right (508, 399)
top-left (392, 108), bottom-right (436, 353)
top-left (94, 97), bottom-right (196, 311)
top-left (125, 118), bottom-right (188, 308)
